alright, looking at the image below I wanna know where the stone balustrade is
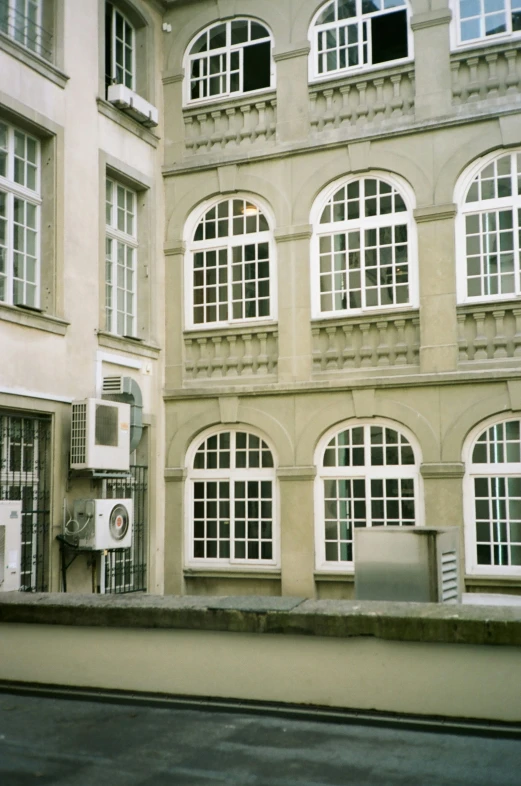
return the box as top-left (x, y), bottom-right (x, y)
top-left (309, 65), bottom-right (414, 135)
top-left (457, 302), bottom-right (521, 363)
top-left (184, 326), bottom-right (278, 381)
top-left (183, 93), bottom-right (277, 154)
top-left (311, 312), bottom-right (420, 374)
top-left (451, 43), bottom-right (521, 109)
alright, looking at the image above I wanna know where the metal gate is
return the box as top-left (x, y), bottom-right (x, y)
top-left (104, 464), bottom-right (147, 593)
top-left (0, 413), bottom-right (51, 592)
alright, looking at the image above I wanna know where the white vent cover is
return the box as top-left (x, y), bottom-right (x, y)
top-left (0, 500), bottom-right (22, 592)
top-left (70, 399), bottom-right (130, 471)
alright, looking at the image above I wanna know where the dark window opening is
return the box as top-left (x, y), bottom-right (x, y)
top-left (243, 41), bottom-right (271, 93)
top-left (105, 2), bottom-right (113, 90)
top-left (371, 10), bottom-right (408, 66)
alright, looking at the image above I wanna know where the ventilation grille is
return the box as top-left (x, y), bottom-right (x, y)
top-left (71, 402), bottom-right (87, 465)
top-left (103, 376), bottom-right (123, 394)
top-left (95, 404), bottom-right (119, 447)
top-left (440, 550), bottom-right (458, 603)
top-left (0, 526), bottom-right (4, 585)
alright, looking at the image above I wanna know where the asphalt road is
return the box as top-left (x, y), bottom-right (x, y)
top-left (0, 691), bottom-right (520, 786)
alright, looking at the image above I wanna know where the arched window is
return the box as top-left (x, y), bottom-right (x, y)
top-left (186, 197), bottom-right (274, 328)
top-left (315, 421), bottom-right (421, 569)
top-left (464, 418), bottom-right (521, 575)
top-left (185, 19), bottom-right (273, 104)
top-left (453, 0), bottom-right (521, 46)
top-left (309, 0), bottom-right (411, 80)
top-left (456, 151), bottom-right (521, 303)
top-left (186, 429), bottom-right (277, 567)
top-left (311, 175), bottom-right (416, 316)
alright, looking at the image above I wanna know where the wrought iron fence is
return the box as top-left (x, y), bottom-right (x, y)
top-left (0, 412), bottom-right (51, 591)
top-left (104, 464), bottom-right (148, 593)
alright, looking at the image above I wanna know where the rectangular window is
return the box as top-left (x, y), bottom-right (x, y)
top-left (105, 177), bottom-right (137, 337)
top-left (105, 2), bottom-right (135, 91)
top-left (0, 0), bottom-right (51, 59)
top-left (0, 119), bottom-right (40, 308)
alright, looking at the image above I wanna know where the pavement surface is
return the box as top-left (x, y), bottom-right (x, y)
top-left (0, 691), bottom-right (520, 786)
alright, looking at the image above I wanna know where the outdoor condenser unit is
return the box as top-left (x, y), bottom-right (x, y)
top-left (0, 500), bottom-right (22, 592)
top-left (70, 398), bottom-right (131, 471)
top-left (67, 498), bottom-right (133, 550)
top-left (354, 527), bottom-right (461, 603)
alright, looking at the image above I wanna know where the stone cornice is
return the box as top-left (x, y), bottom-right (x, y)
top-left (162, 70), bottom-right (184, 85)
top-left (274, 225), bottom-right (313, 243)
top-left (273, 44), bottom-right (311, 62)
top-left (164, 468), bottom-right (186, 482)
top-left (277, 466), bottom-right (317, 481)
top-left (411, 9), bottom-right (452, 31)
top-left (420, 462), bottom-right (465, 479)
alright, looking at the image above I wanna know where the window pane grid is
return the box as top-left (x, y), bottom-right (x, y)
top-left (191, 198), bottom-right (271, 326)
top-left (459, 0), bottom-right (519, 42)
top-left (190, 431), bottom-right (276, 566)
top-left (108, 5), bottom-right (135, 90)
top-left (188, 19), bottom-right (271, 102)
top-left (320, 424), bottom-right (418, 565)
top-left (0, 123), bottom-right (40, 307)
top-left (463, 153), bottom-right (521, 300)
top-left (317, 177), bottom-right (410, 314)
top-left (105, 178), bottom-right (137, 337)
top-left (0, 0), bottom-right (50, 58)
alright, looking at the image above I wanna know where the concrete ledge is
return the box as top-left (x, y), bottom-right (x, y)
top-left (1, 593), bottom-right (521, 646)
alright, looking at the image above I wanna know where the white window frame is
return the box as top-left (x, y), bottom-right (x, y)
top-left (310, 173), bottom-right (418, 318)
top-left (184, 426), bottom-right (279, 570)
top-left (183, 18), bottom-right (274, 106)
top-left (0, 119), bottom-right (41, 309)
top-left (106, 2), bottom-right (136, 91)
top-left (309, 0), bottom-right (413, 83)
top-left (463, 415), bottom-right (521, 578)
top-left (314, 419), bottom-right (423, 573)
top-left (184, 195), bottom-right (277, 330)
top-left (105, 176), bottom-right (138, 338)
top-left (0, 0), bottom-right (49, 58)
top-left (455, 149), bottom-right (521, 305)
top-left (450, 0), bottom-right (521, 49)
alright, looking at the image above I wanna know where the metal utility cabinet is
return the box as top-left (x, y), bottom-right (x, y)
top-left (354, 527), bottom-right (461, 603)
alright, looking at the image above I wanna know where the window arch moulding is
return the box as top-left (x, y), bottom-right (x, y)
top-left (309, 172), bottom-right (418, 318)
top-left (463, 414), bottom-right (521, 577)
top-left (308, 0), bottom-right (413, 83)
top-left (183, 194), bottom-right (278, 331)
top-left (313, 418), bottom-right (423, 572)
top-left (183, 18), bottom-right (275, 106)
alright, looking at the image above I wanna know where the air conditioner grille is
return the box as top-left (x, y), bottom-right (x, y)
top-left (95, 404), bottom-right (119, 447)
top-left (71, 402), bottom-right (87, 465)
top-left (441, 550), bottom-right (458, 603)
top-left (102, 376), bottom-right (123, 394)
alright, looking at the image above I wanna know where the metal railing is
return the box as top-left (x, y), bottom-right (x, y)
top-left (104, 464), bottom-right (148, 593)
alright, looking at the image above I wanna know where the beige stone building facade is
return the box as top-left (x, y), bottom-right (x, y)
top-left (2, 0), bottom-right (521, 599)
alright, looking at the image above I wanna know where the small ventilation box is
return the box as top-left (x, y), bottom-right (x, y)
top-left (354, 527), bottom-right (461, 604)
top-left (67, 499), bottom-right (133, 550)
top-left (0, 500), bottom-right (22, 592)
top-left (70, 398), bottom-right (130, 471)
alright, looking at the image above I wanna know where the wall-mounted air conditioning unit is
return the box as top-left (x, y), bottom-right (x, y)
top-left (70, 399), bottom-right (130, 471)
top-left (354, 527), bottom-right (461, 604)
top-left (67, 498), bottom-right (133, 550)
top-left (0, 500), bottom-right (22, 592)
top-left (107, 83), bottom-right (159, 127)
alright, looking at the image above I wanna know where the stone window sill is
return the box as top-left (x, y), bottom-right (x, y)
top-left (97, 331), bottom-right (161, 358)
top-left (97, 99), bottom-right (160, 148)
top-left (0, 303), bottom-right (68, 335)
top-left (0, 34), bottom-right (68, 88)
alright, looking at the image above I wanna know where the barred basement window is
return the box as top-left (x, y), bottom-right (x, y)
top-left (186, 429), bottom-right (277, 567)
top-left (315, 421), bottom-right (420, 569)
top-left (310, 0), bottom-right (411, 80)
top-left (187, 197), bottom-right (273, 328)
top-left (0, 119), bottom-right (41, 308)
top-left (465, 418), bottom-right (521, 575)
top-left (311, 174), bottom-right (416, 316)
top-left (456, 150), bottom-right (521, 303)
top-left (185, 18), bottom-right (273, 104)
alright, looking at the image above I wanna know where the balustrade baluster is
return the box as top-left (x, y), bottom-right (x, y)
top-left (411, 317), bottom-right (420, 364)
top-left (473, 312), bottom-right (489, 359)
top-left (355, 82), bottom-right (368, 124)
top-left (451, 61), bottom-right (463, 105)
top-left (323, 89), bottom-right (336, 129)
top-left (359, 323), bottom-right (373, 367)
top-left (225, 107), bottom-right (239, 147)
top-left (240, 104), bottom-right (253, 143)
top-left (457, 313), bottom-right (469, 362)
top-left (505, 49), bottom-right (520, 94)
top-left (513, 309), bottom-right (521, 357)
top-left (376, 321), bottom-right (390, 366)
top-left (312, 327), bottom-right (323, 372)
top-left (255, 102), bottom-right (268, 142)
top-left (185, 338), bottom-right (195, 378)
top-left (257, 332), bottom-right (268, 375)
top-left (390, 74), bottom-right (404, 117)
top-left (467, 57), bottom-right (482, 101)
top-left (342, 325), bottom-right (355, 368)
top-left (372, 78), bottom-right (386, 123)
top-left (309, 92), bottom-right (320, 134)
top-left (184, 116), bottom-right (196, 153)
top-left (196, 338), bottom-right (208, 377)
top-left (196, 113), bottom-right (210, 150)
top-left (339, 85), bottom-right (353, 126)
top-left (492, 310), bottom-right (508, 358)
top-left (211, 336), bottom-right (224, 377)
top-left (393, 319), bottom-right (407, 365)
top-left (241, 333), bottom-right (253, 375)
top-left (269, 332), bottom-right (278, 374)
top-left (325, 326), bottom-right (339, 369)
top-left (226, 335), bottom-right (239, 377)
top-left (485, 53), bottom-right (500, 98)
